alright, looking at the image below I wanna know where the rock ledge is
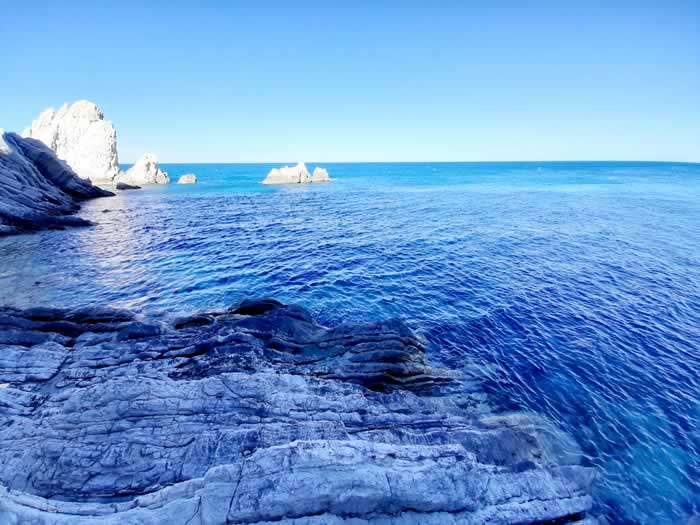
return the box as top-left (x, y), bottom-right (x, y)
top-left (0, 299), bottom-right (597, 524)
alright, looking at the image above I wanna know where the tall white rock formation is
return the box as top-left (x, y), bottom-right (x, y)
top-left (22, 101), bottom-right (121, 184)
top-left (22, 100), bottom-right (169, 186)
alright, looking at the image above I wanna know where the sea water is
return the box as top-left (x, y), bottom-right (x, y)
top-left (1, 161), bottom-right (698, 524)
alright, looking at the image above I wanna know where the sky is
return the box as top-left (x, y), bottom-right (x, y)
top-left (1, 1), bottom-right (699, 163)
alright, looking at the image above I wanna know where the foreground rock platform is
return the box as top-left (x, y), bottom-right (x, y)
top-left (0, 299), bottom-right (597, 524)
top-left (0, 131), bottom-right (113, 236)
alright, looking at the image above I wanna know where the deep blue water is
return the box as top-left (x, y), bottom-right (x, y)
top-left (1, 161), bottom-right (699, 524)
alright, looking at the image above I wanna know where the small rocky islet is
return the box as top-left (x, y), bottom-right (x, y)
top-left (0, 116), bottom-right (598, 523)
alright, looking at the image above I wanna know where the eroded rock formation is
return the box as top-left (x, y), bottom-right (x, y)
top-left (262, 163), bottom-right (331, 185)
top-left (311, 166), bottom-right (331, 183)
top-left (177, 173), bottom-right (197, 184)
top-left (22, 101), bottom-right (121, 184)
top-left (116, 153), bottom-right (170, 185)
top-left (22, 101), bottom-right (170, 185)
top-left (0, 298), bottom-right (597, 524)
top-left (0, 131), bottom-right (113, 236)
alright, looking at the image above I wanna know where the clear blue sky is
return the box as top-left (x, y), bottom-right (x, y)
top-left (2, 1), bottom-right (698, 163)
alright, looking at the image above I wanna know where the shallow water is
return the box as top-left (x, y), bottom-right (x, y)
top-left (1, 161), bottom-right (699, 523)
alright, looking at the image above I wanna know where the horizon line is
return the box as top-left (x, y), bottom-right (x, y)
top-left (120, 159), bottom-right (700, 166)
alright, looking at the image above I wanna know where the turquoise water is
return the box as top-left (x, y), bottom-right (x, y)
top-left (1, 162), bottom-right (699, 523)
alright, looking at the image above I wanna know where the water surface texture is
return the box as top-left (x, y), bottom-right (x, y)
top-left (1, 162), bottom-right (699, 524)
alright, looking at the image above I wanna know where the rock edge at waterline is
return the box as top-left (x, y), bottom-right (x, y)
top-left (262, 162), bottom-right (332, 184)
top-left (0, 130), bottom-right (112, 236)
top-left (0, 298), bottom-right (597, 524)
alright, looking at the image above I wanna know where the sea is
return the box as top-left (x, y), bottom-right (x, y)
top-left (1, 161), bottom-right (698, 524)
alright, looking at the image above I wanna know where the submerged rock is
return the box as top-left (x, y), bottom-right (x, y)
top-left (177, 173), bottom-right (197, 184)
top-left (22, 100), bottom-right (121, 184)
top-left (115, 181), bottom-right (140, 190)
top-left (0, 298), bottom-right (597, 523)
top-left (116, 153), bottom-right (170, 185)
top-left (0, 130), bottom-right (113, 236)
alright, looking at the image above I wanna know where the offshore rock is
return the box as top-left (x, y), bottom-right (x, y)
top-left (311, 166), bottom-right (331, 182)
top-left (177, 173), bottom-right (197, 184)
top-left (0, 131), bottom-right (113, 236)
top-left (115, 181), bottom-right (141, 190)
top-left (116, 152), bottom-right (170, 185)
top-left (22, 100), bottom-right (121, 184)
top-left (262, 162), bottom-right (312, 184)
top-left (0, 299), bottom-right (597, 524)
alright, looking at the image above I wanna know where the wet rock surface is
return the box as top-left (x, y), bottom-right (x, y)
top-left (0, 299), bottom-right (597, 524)
top-left (0, 131), bottom-right (113, 236)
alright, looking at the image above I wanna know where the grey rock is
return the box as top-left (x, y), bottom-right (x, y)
top-left (0, 130), bottom-right (112, 236)
top-left (116, 181), bottom-right (141, 190)
top-left (0, 299), bottom-right (598, 524)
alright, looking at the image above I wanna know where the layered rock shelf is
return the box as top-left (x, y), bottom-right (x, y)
top-left (0, 298), bottom-right (597, 524)
top-left (0, 131), bottom-right (112, 236)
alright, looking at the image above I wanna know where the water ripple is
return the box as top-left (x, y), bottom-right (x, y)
top-left (1, 161), bottom-right (699, 524)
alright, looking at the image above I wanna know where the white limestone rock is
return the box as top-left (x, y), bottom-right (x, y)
top-left (311, 167), bottom-right (331, 183)
top-left (262, 162), bottom-right (312, 184)
top-left (177, 173), bottom-right (197, 184)
top-left (116, 153), bottom-right (170, 185)
top-left (22, 101), bottom-right (121, 184)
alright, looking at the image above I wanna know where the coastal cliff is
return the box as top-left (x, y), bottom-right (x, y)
top-left (0, 298), bottom-right (597, 524)
top-left (0, 131), bottom-right (112, 236)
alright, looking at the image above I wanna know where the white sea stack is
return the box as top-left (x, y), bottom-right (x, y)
top-left (22, 100), bottom-right (121, 184)
top-left (116, 153), bottom-right (170, 185)
top-left (311, 167), bottom-right (330, 183)
top-left (262, 162), bottom-right (311, 184)
top-left (177, 173), bottom-right (197, 184)
top-left (261, 162), bottom-right (332, 184)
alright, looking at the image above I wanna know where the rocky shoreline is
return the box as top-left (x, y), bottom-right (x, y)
top-left (1, 126), bottom-right (598, 523)
top-left (0, 298), bottom-right (597, 524)
top-left (0, 131), bottom-right (112, 236)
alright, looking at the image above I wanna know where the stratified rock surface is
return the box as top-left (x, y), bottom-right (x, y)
top-left (0, 131), bottom-right (113, 236)
top-left (0, 298), bottom-right (597, 524)
top-left (117, 152), bottom-right (170, 185)
top-left (22, 101), bottom-right (121, 184)
top-left (116, 181), bottom-right (141, 190)
top-left (177, 173), bottom-right (197, 184)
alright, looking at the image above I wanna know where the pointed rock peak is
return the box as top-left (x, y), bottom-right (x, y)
top-left (22, 100), bottom-right (120, 184)
top-left (64, 100), bottom-right (105, 122)
top-left (117, 152), bottom-right (170, 185)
